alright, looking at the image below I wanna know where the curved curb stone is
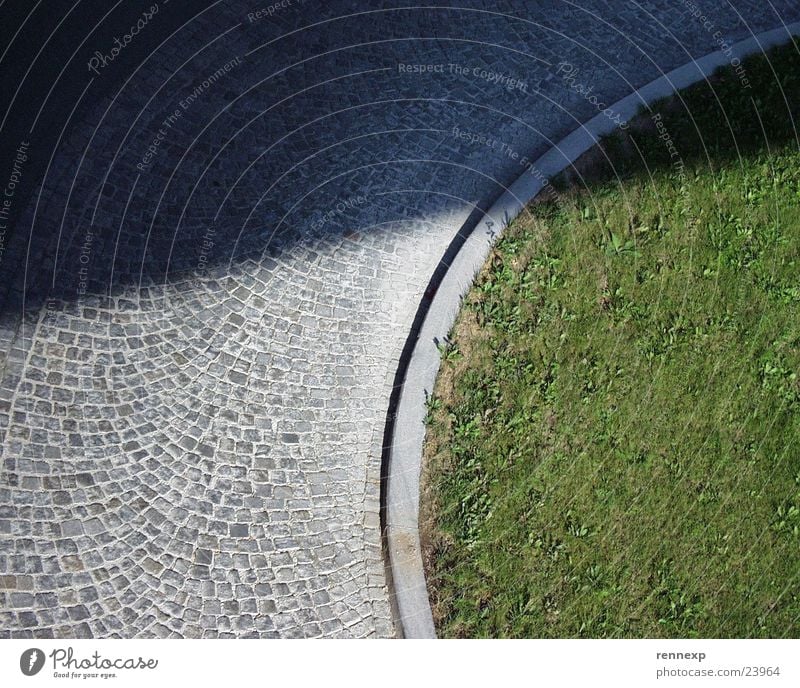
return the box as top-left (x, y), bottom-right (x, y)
top-left (384, 21), bottom-right (800, 640)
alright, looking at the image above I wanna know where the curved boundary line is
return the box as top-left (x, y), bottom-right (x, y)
top-left (382, 20), bottom-right (800, 639)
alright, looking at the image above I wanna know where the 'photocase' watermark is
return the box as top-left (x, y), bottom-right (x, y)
top-left (136, 109), bottom-right (182, 172)
top-left (555, 63), bottom-right (629, 130)
top-left (649, 112), bottom-right (693, 219)
top-left (310, 194), bottom-right (370, 232)
top-left (76, 229), bottom-right (95, 296)
top-left (21, 646), bottom-right (159, 680)
top-left (136, 56), bottom-right (242, 172)
top-left (398, 63), bottom-right (529, 93)
top-left (20, 648), bottom-right (44, 676)
top-left (452, 126), bottom-right (560, 206)
top-left (87, 2), bottom-right (167, 76)
top-left (0, 140), bottom-right (30, 269)
top-left (680, 0), bottom-right (751, 89)
top-left (246, 0), bottom-right (308, 22)
top-left (179, 56), bottom-right (243, 110)
top-left (197, 225), bottom-right (216, 271)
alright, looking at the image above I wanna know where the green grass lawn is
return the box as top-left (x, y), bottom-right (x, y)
top-left (421, 40), bottom-right (800, 638)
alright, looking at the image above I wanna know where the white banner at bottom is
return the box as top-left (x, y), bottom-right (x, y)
top-left (0, 638), bottom-right (798, 687)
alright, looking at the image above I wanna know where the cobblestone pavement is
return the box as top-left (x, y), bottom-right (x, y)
top-left (1, 0), bottom-right (798, 638)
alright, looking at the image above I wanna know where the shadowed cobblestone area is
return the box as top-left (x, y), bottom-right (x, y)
top-left (1, 0), bottom-right (798, 638)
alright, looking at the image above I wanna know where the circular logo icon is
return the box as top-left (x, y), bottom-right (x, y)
top-left (20, 648), bottom-right (45, 676)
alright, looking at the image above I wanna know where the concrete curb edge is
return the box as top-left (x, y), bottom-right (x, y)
top-left (383, 22), bottom-right (800, 639)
